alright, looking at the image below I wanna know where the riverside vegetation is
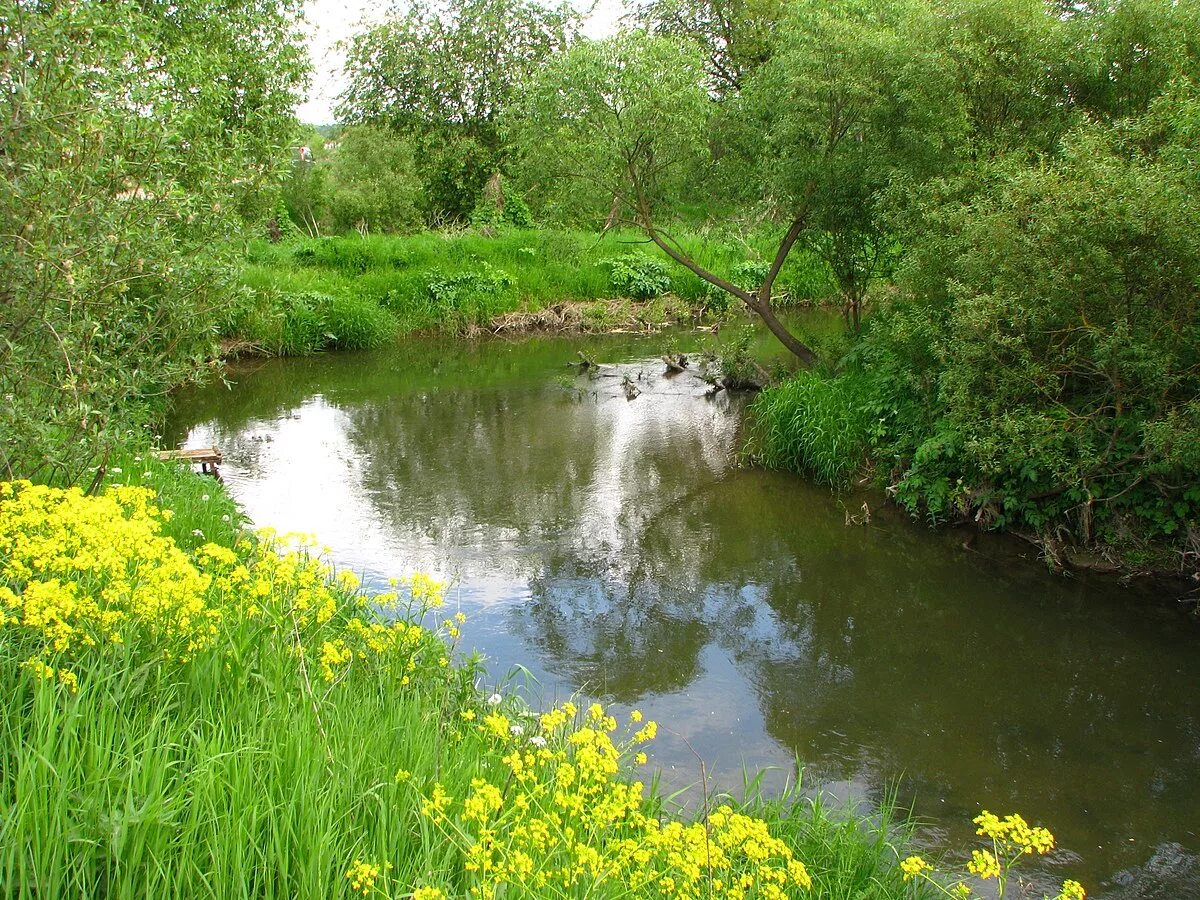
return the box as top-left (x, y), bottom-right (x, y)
top-left (1, 0), bottom-right (1189, 894)
top-left (277, 0), bottom-right (1200, 575)
top-left (0, 469), bottom-right (1090, 899)
top-left (227, 229), bottom-right (833, 354)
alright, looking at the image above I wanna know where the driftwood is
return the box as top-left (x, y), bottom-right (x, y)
top-left (662, 354), bottom-right (688, 374)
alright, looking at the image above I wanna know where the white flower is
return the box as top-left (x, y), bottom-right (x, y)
top-left (221, 514), bottom-right (231, 522)
top-left (201, 494), bottom-right (210, 502)
top-left (110, 467), bottom-right (122, 474)
top-left (510, 724), bottom-right (524, 736)
top-left (529, 736), bottom-right (547, 748)
top-left (486, 693), bottom-right (502, 706)
top-left (192, 529), bottom-right (204, 538)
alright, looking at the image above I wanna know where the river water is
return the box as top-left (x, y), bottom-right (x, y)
top-left (167, 330), bottom-right (1200, 899)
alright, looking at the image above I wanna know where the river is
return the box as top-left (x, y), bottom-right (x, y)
top-left (167, 329), bottom-right (1200, 899)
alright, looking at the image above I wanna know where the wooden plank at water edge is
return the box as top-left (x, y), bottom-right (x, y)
top-left (155, 447), bottom-right (223, 477)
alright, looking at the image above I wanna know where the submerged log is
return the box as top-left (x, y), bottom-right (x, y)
top-left (662, 354), bottom-right (688, 374)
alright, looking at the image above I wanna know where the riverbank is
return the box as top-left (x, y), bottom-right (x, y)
top-left (0, 461), bottom-right (911, 898)
top-left (2, 449), bottom-right (1099, 898)
top-left (222, 229), bottom-right (833, 355)
top-left (746, 366), bottom-right (1200, 586)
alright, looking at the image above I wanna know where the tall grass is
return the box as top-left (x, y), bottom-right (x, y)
top-left (231, 229), bottom-right (835, 354)
top-left (748, 371), bottom-right (878, 488)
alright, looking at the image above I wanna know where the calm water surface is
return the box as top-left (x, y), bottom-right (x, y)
top-left (167, 331), bottom-right (1200, 899)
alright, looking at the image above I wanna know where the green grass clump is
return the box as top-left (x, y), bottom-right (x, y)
top-left (748, 370), bottom-right (878, 488)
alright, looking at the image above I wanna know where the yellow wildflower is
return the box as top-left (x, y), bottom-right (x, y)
top-left (968, 849), bottom-right (1001, 880)
top-left (900, 855), bottom-right (932, 881)
top-left (345, 859), bottom-right (382, 896)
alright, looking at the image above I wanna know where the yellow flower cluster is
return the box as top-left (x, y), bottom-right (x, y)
top-left (902, 810), bottom-right (1082, 900)
top-left (973, 810), bottom-right (1056, 855)
top-left (0, 482), bottom-right (217, 676)
top-left (418, 700), bottom-right (812, 899)
top-left (0, 481), bottom-right (454, 697)
top-left (967, 849), bottom-right (1001, 880)
top-left (345, 859), bottom-right (389, 895)
top-left (900, 855), bottom-right (932, 881)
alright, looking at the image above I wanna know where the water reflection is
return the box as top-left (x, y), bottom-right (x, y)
top-left (168, 332), bottom-right (1200, 898)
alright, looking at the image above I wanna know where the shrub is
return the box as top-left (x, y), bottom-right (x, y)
top-left (426, 262), bottom-right (518, 329)
top-left (868, 104), bottom-right (1200, 544)
top-left (601, 254), bottom-right (673, 299)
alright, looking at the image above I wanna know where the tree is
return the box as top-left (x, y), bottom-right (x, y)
top-left (511, 2), bottom-right (959, 364)
top-left (0, 0), bottom-right (306, 484)
top-left (1064, 0), bottom-right (1200, 121)
top-left (328, 127), bottom-right (423, 234)
top-left (633, 0), bottom-right (784, 95)
top-left (933, 0), bottom-right (1073, 158)
top-left (338, 0), bottom-right (578, 221)
top-left (507, 33), bottom-right (711, 230)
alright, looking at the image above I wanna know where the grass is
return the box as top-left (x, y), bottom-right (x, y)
top-left (747, 370), bottom-right (878, 489)
top-left (229, 228), bottom-right (836, 355)
top-left (0, 462), bottom-right (922, 899)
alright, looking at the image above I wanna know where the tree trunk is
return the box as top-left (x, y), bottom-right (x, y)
top-left (632, 180), bottom-right (820, 367)
top-left (756, 300), bottom-right (818, 368)
top-left (603, 193), bottom-right (621, 231)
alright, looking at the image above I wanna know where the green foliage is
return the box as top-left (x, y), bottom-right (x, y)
top-left (282, 128), bottom-right (423, 236)
top-left (470, 186), bottom-right (536, 230)
top-left (224, 285), bottom-right (398, 356)
top-left (1064, 0), bottom-right (1200, 121)
top-left (235, 229), bottom-right (817, 346)
top-left (328, 127), bottom-right (423, 234)
top-left (934, 0), bottom-right (1074, 157)
top-left (601, 254), bottom-right (673, 300)
top-left (860, 87), bottom-right (1200, 544)
top-left (507, 31), bottom-right (711, 227)
top-left (634, 0), bottom-right (785, 95)
top-left (749, 371), bottom-right (876, 488)
top-left (0, 0), bottom-right (306, 485)
top-left (426, 263), bottom-right (519, 330)
top-left (339, 0), bottom-right (579, 222)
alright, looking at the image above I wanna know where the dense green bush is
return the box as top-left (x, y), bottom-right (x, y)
top-left (601, 254), bottom-right (673, 299)
top-left (859, 96), bottom-right (1200, 547)
top-left (470, 190), bottom-right (536, 230)
top-left (426, 263), bottom-right (519, 329)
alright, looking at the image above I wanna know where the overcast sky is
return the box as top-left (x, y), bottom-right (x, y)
top-left (296, 0), bottom-right (625, 124)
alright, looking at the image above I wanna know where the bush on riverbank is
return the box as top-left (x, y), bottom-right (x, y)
top-left (0, 471), bottom-right (921, 899)
top-left (229, 229), bottom-right (835, 353)
top-left (749, 86), bottom-right (1200, 573)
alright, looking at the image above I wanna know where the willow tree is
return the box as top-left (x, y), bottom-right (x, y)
top-left (509, 0), bottom-right (960, 364)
